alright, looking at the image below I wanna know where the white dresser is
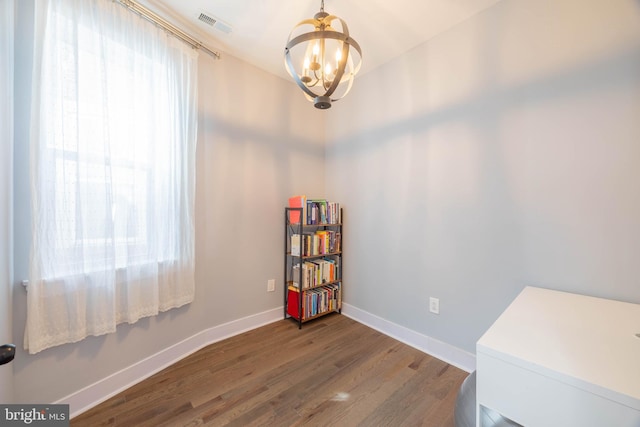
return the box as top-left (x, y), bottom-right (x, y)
top-left (476, 286), bottom-right (640, 427)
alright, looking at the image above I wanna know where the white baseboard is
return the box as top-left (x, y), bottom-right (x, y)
top-left (59, 307), bottom-right (283, 419)
top-left (341, 303), bottom-right (476, 373)
top-left (60, 304), bottom-right (474, 418)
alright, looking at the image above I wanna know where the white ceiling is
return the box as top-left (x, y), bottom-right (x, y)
top-left (142, 0), bottom-right (502, 80)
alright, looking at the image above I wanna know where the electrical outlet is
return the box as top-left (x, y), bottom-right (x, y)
top-left (429, 297), bottom-right (440, 314)
top-left (267, 279), bottom-right (275, 292)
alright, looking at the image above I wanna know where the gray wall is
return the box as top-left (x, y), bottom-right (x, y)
top-left (11, 0), bottom-right (325, 404)
top-left (9, 0), bottom-right (640, 407)
top-left (325, 0), bottom-right (640, 353)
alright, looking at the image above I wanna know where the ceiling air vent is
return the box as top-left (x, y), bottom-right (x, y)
top-left (197, 11), bottom-right (232, 35)
top-left (197, 12), bottom-right (216, 27)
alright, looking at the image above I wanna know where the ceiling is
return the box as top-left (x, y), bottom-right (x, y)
top-left (142, 0), bottom-right (502, 81)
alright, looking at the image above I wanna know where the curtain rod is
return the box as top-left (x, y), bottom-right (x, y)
top-left (115, 0), bottom-right (221, 59)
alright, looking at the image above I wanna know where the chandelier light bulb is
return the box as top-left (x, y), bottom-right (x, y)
top-left (301, 57), bottom-right (312, 83)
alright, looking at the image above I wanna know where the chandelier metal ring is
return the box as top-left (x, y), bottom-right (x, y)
top-left (284, 2), bottom-right (362, 109)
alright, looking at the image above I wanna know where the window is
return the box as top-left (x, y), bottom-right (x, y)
top-left (25, 0), bottom-right (198, 354)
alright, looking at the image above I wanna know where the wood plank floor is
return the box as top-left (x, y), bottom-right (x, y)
top-left (71, 314), bottom-right (468, 427)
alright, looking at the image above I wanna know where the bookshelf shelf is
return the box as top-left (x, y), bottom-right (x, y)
top-left (286, 251), bottom-right (342, 260)
top-left (284, 199), bottom-right (342, 329)
top-left (286, 279), bottom-right (342, 291)
top-left (297, 311), bottom-right (336, 323)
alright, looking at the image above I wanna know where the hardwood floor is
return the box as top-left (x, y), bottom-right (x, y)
top-left (71, 314), bottom-right (468, 426)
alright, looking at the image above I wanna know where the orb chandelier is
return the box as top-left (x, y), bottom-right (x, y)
top-left (284, 0), bottom-right (362, 109)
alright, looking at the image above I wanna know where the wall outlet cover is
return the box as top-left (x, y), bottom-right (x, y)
top-left (429, 297), bottom-right (440, 314)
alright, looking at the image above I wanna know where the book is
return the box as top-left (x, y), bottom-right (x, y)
top-left (292, 263), bottom-right (300, 288)
top-left (327, 202), bottom-right (340, 224)
top-left (323, 257), bottom-right (336, 282)
top-left (308, 199), bottom-right (327, 224)
top-left (287, 289), bottom-right (303, 319)
top-left (306, 200), bottom-right (318, 224)
top-left (291, 234), bottom-right (301, 256)
top-left (288, 195), bottom-right (306, 224)
top-left (315, 230), bottom-right (328, 254)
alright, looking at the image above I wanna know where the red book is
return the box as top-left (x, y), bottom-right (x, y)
top-left (287, 289), bottom-right (303, 320)
top-left (288, 195), bottom-right (306, 224)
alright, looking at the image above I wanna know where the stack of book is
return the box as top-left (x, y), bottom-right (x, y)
top-left (291, 255), bottom-right (340, 290)
top-left (288, 196), bottom-right (341, 225)
top-left (286, 284), bottom-right (341, 320)
top-left (290, 231), bottom-right (341, 257)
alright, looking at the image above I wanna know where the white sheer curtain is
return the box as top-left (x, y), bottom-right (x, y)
top-left (26, 0), bottom-right (198, 354)
top-left (1, 0), bottom-right (15, 403)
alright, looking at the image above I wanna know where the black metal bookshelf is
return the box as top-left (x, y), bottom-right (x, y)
top-left (284, 206), bottom-right (343, 329)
